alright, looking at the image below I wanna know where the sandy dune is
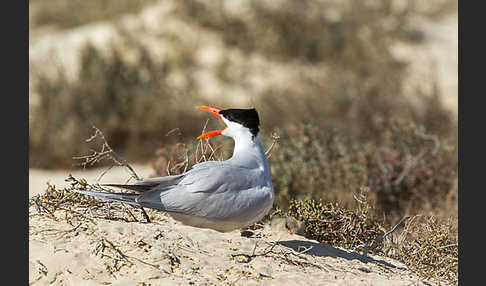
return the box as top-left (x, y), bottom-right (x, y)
top-left (29, 166), bottom-right (436, 286)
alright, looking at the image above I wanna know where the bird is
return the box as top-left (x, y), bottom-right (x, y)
top-left (72, 106), bottom-right (274, 232)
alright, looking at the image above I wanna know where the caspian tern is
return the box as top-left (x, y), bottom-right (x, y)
top-left (72, 106), bottom-right (274, 232)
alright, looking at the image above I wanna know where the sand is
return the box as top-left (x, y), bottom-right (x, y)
top-left (29, 165), bottom-right (437, 286)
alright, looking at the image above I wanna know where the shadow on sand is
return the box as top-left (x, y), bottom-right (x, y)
top-left (278, 240), bottom-right (405, 270)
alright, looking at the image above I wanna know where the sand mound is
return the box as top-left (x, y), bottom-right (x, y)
top-left (29, 168), bottom-right (431, 286)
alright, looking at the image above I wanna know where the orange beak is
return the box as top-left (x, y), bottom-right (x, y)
top-left (197, 106), bottom-right (227, 139)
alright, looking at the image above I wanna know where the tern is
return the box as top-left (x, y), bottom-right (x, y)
top-left (72, 106), bottom-right (274, 232)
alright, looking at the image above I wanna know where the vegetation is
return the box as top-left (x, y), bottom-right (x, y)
top-left (272, 198), bottom-right (457, 284)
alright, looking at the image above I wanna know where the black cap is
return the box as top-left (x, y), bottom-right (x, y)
top-left (219, 108), bottom-right (260, 138)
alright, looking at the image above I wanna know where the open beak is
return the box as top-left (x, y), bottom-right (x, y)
top-left (197, 106), bottom-right (227, 139)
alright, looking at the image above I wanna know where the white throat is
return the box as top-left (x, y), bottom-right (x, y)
top-left (221, 119), bottom-right (268, 171)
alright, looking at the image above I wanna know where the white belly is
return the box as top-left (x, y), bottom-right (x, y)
top-left (168, 189), bottom-right (274, 232)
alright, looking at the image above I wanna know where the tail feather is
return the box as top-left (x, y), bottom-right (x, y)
top-left (102, 184), bottom-right (153, 193)
top-left (71, 189), bottom-right (141, 207)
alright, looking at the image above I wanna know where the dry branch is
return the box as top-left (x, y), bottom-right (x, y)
top-left (73, 125), bottom-right (141, 181)
top-left (72, 126), bottom-right (153, 222)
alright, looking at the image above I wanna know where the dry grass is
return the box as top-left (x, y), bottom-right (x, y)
top-left (29, 176), bottom-right (159, 225)
top-left (386, 215), bottom-right (458, 284)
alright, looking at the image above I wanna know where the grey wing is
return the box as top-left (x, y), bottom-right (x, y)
top-left (137, 164), bottom-right (269, 220)
top-left (131, 161), bottom-right (222, 191)
top-left (135, 174), bottom-right (184, 189)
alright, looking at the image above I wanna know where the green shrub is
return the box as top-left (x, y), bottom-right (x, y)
top-left (273, 198), bottom-right (382, 250)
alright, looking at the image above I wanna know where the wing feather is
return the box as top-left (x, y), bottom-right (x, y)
top-left (137, 163), bottom-right (269, 219)
top-left (102, 174), bottom-right (184, 193)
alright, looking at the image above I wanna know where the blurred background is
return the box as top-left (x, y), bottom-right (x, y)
top-left (29, 0), bottom-right (457, 224)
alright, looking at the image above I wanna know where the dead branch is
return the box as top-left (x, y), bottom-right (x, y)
top-left (99, 238), bottom-right (161, 270)
top-left (72, 126), bottom-right (153, 222)
top-left (231, 239), bottom-right (331, 271)
top-left (73, 125), bottom-right (141, 181)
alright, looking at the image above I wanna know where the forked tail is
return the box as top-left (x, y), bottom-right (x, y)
top-left (71, 189), bottom-right (141, 207)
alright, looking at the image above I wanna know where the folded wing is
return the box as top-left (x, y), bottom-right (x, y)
top-left (136, 163), bottom-right (269, 220)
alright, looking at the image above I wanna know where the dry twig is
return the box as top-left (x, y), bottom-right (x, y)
top-left (73, 125), bottom-right (140, 181)
top-left (72, 126), bottom-right (153, 222)
top-left (265, 132), bottom-right (280, 158)
top-left (231, 239), bottom-right (332, 272)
